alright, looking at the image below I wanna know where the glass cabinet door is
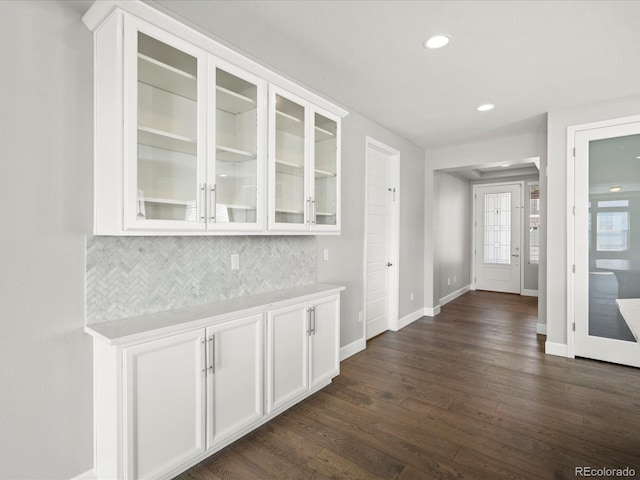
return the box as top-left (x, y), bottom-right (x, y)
top-left (312, 112), bottom-right (339, 227)
top-left (272, 91), bottom-right (307, 227)
top-left (211, 66), bottom-right (263, 229)
top-left (133, 28), bottom-right (204, 228)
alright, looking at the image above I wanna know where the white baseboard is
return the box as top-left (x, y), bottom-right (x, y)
top-left (522, 289), bottom-right (539, 297)
top-left (439, 284), bottom-right (470, 307)
top-left (536, 323), bottom-right (547, 335)
top-left (424, 305), bottom-right (441, 317)
top-left (70, 469), bottom-right (95, 480)
top-left (340, 336), bottom-right (366, 361)
top-left (545, 341), bottom-right (568, 357)
top-left (392, 308), bottom-right (424, 331)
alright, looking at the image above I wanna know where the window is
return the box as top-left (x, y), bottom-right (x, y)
top-left (529, 184), bottom-right (540, 264)
top-left (484, 192), bottom-right (511, 264)
top-left (596, 211), bottom-right (629, 252)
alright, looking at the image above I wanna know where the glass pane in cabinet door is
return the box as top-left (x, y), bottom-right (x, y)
top-left (274, 95), bottom-right (305, 224)
top-left (136, 32), bottom-right (199, 222)
top-left (313, 113), bottom-right (337, 226)
top-left (215, 69), bottom-right (258, 224)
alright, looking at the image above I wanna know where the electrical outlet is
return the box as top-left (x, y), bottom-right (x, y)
top-left (323, 249), bottom-right (329, 261)
top-left (231, 254), bottom-right (239, 270)
top-left (358, 311), bottom-right (363, 323)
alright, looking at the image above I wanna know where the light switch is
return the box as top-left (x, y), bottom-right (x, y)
top-left (231, 254), bottom-right (239, 270)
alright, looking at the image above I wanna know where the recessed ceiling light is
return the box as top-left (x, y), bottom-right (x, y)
top-left (424, 35), bottom-right (450, 49)
top-left (501, 164), bottom-right (511, 167)
top-left (609, 185), bottom-right (622, 192)
top-left (477, 104), bottom-right (495, 112)
top-left (219, 174), bottom-right (228, 177)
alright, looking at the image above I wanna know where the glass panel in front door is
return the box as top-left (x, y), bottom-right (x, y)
top-left (136, 32), bottom-right (198, 222)
top-left (313, 113), bottom-right (337, 226)
top-left (215, 68), bottom-right (258, 224)
top-left (274, 95), bottom-right (306, 224)
top-left (483, 192), bottom-right (512, 264)
top-left (588, 134), bottom-right (640, 343)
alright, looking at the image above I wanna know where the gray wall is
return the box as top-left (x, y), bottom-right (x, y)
top-left (546, 94), bottom-right (640, 346)
top-left (434, 172), bottom-right (471, 303)
top-left (425, 131), bottom-right (547, 312)
top-left (0, 1), bottom-right (94, 478)
top-left (317, 109), bottom-right (425, 348)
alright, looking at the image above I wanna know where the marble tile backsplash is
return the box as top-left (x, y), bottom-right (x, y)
top-left (86, 236), bottom-right (317, 324)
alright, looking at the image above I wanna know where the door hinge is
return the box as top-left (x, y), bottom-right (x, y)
top-left (572, 323), bottom-right (576, 332)
top-left (572, 205), bottom-right (575, 215)
top-left (474, 277), bottom-right (477, 283)
top-left (572, 264), bottom-right (575, 273)
top-left (572, 147), bottom-right (575, 157)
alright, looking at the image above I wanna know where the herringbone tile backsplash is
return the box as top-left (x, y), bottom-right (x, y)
top-left (86, 236), bottom-right (317, 324)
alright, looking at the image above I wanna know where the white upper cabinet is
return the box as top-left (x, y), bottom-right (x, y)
top-left (268, 87), bottom-right (341, 232)
top-left (84, 1), bottom-right (346, 235)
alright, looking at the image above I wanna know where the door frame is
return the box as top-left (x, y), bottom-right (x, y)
top-left (567, 114), bottom-right (640, 359)
top-left (471, 181), bottom-right (525, 294)
top-left (363, 136), bottom-right (400, 341)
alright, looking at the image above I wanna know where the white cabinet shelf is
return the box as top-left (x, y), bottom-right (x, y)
top-left (216, 145), bottom-right (256, 162)
top-left (138, 53), bottom-right (196, 100)
top-left (216, 85), bottom-right (255, 114)
top-left (138, 126), bottom-right (197, 155)
top-left (144, 197), bottom-right (191, 206)
top-left (275, 109), bottom-right (304, 137)
top-left (314, 125), bottom-right (335, 141)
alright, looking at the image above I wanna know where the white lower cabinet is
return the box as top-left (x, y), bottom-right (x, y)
top-left (205, 313), bottom-right (263, 449)
top-left (123, 330), bottom-right (206, 480)
top-left (267, 294), bottom-right (340, 414)
top-left (90, 287), bottom-right (341, 479)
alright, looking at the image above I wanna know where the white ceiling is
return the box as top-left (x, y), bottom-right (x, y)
top-left (141, 1), bottom-right (640, 150)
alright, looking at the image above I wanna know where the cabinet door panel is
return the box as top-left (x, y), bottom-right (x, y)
top-left (312, 110), bottom-right (340, 230)
top-left (209, 61), bottom-right (266, 231)
top-left (310, 295), bottom-right (340, 388)
top-left (206, 313), bottom-right (263, 448)
top-left (123, 330), bottom-right (205, 480)
top-left (267, 302), bottom-right (309, 412)
top-left (124, 18), bottom-right (207, 231)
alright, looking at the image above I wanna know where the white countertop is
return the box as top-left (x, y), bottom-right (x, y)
top-left (615, 298), bottom-right (640, 342)
top-left (86, 283), bottom-right (344, 346)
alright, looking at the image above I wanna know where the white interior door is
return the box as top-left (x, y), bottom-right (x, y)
top-left (474, 184), bottom-right (522, 293)
top-left (365, 141), bottom-right (398, 339)
top-left (573, 121), bottom-right (640, 367)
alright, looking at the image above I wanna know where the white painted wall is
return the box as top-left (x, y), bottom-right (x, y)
top-left (317, 109), bottom-right (425, 348)
top-left (0, 1), bottom-right (94, 478)
top-left (546, 94), bottom-right (640, 346)
top-left (434, 172), bottom-right (471, 303)
top-left (425, 131), bottom-right (547, 314)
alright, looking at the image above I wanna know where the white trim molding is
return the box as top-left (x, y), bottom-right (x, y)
top-left (545, 341), bottom-right (568, 357)
top-left (424, 305), bottom-right (441, 317)
top-left (521, 289), bottom-right (539, 297)
top-left (392, 308), bottom-right (424, 331)
top-left (340, 336), bottom-right (366, 361)
top-left (439, 285), bottom-right (470, 307)
top-left (536, 323), bottom-right (547, 335)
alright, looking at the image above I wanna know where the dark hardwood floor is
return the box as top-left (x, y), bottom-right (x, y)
top-left (176, 291), bottom-right (640, 480)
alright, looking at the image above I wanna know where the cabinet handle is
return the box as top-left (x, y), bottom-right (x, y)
top-left (306, 197), bottom-right (312, 224)
top-left (210, 184), bottom-right (216, 222)
top-left (208, 335), bottom-right (215, 373)
top-left (201, 339), bottom-right (206, 374)
top-left (311, 306), bottom-right (316, 334)
top-left (311, 199), bottom-right (316, 225)
top-left (200, 183), bottom-right (207, 222)
top-left (306, 308), bottom-right (311, 336)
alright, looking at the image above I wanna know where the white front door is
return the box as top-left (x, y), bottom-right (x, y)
top-left (573, 121), bottom-right (640, 367)
top-left (474, 184), bottom-right (522, 294)
top-left (365, 140), bottom-right (399, 340)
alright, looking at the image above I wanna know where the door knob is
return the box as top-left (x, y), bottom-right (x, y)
top-left (511, 254), bottom-right (520, 257)
top-left (387, 262), bottom-right (393, 267)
